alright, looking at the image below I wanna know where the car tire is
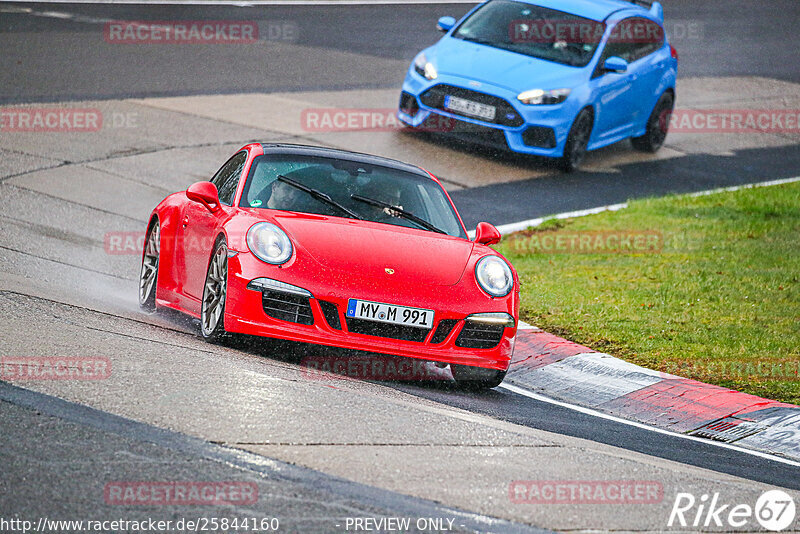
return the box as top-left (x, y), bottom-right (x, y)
top-left (451, 364), bottom-right (507, 390)
top-left (631, 91), bottom-right (674, 152)
top-left (200, 237), bottom-right (229, 343)
top-left (138, 219), bottom-right (160, 312)
top-left (559, 108), bottom-right (593, 173)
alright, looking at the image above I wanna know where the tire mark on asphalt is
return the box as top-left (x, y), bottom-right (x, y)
top-left (2, 182), bottom-right (147, 223)
top-left (0, 213), bottom-right (99, 248)
top-left (0, 291), bottom-right (306, 376)
top-left (0, 244), bottom-right (133, 281)
top-left (82, 162), bottom-right (175, 194)
top-left (0, 139), bottom-right (266, 183)
top-left (0, 290), bottom-right (212, 352)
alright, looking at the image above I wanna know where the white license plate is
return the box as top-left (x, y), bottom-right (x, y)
top-left (444, 95), bottom-right (496, 121)
top-left (346, 299), bottom-right (434, 329)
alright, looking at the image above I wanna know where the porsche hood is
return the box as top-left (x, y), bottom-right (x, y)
top-left (273, 213), bottom-right (474, 287)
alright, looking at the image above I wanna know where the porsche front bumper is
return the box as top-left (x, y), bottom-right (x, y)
top-left (223, 252), bottom-right (517, 371)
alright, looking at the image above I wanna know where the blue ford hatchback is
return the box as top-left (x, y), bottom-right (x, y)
top-left (398, 0), bottom-right (677, 171)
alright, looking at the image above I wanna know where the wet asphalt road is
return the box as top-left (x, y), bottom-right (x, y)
top-left (1, 0), bottom-right (799, 105)
top-left (2, 1), bottom-right (800, 531)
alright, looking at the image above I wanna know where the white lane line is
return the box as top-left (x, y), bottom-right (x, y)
top-left (0, 6), bottom-right (33, 13)
top-left (494, 203), bottom-right (628, 236)
top-left (500, 383), bottom-right (800, 468)
top-left (490, 175), bottom-right (800, 237)
top-left (686, 175), bottom-right (800, 198)
top-left (38, 10), bottom-right (75, 18)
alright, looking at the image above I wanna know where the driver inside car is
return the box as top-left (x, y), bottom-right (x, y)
top-left (361, 182), bottom-right (405, 221)
top-left (266, 178), bottom-right (303, 210)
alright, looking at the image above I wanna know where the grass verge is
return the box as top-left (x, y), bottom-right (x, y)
top-left (496, 181), bottom-right (800, 404)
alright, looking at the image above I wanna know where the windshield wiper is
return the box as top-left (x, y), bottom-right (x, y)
top-left (457, 35), bottom-right (496, 46)
top-left (276, 175), bottom-right (363, 220)
top-left (350, 194), bottom-right (446, 234)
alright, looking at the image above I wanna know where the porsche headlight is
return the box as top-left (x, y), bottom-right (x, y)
top-left (475, 256), bottom-right (514, 297)
top-left (517, 88), bottom-right (571, 105)
top-left (413, 53), bottom-right (438, 80)
top-left (246, 222), bottom-right (292, 265)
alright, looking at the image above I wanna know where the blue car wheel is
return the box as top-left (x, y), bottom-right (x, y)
top-left (560, 108), bottom-right (593, 172)
top-left (632, 92), bottom-right (674, 153)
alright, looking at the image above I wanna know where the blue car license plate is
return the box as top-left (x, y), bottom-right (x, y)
top-left (444, 95), bottom-right (496, 121)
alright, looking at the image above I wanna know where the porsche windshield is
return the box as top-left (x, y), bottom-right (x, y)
top-left (452, 0), bottom-right (604, 67)
top-left (240, 155), bottom-right (467, 239)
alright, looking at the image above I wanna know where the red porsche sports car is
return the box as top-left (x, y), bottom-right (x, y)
top-left (139, 143), bottom-right (518, 388)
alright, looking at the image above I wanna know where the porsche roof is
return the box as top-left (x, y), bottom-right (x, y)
top-left (259, 143), bottom-right (431, 178)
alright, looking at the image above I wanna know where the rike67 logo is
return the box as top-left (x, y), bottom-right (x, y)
top-left (668, 490), bottom-right (796, 531)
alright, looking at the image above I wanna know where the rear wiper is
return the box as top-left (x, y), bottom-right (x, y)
top-left (276, 175), bottom-right (363, 220)
top-left (350, 194), bottom-right (446, 234)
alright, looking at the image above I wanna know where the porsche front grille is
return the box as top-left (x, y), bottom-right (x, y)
top-left (345, 318), bottom-right (430, 343)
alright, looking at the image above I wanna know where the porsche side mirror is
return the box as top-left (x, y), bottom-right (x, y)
top-left (437, 16), bottom-right (456, 33)
top-left (474, 222), bottom-right (501, 245)
top-left (186, 181), bottom-right (221, 212)
top-left (603, 56), bottom-right (628, 74)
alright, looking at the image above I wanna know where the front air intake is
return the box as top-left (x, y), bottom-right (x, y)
top-left (455, 321), bottom-right (505, 349)
top-left (262, 290), bottom-right (314, 325)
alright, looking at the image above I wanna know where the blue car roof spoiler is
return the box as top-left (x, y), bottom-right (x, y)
top-left (621, 0), bottom-right (664, 21)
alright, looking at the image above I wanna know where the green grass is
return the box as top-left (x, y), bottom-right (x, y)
top-left (496, 182), bottom-right (800, 404)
